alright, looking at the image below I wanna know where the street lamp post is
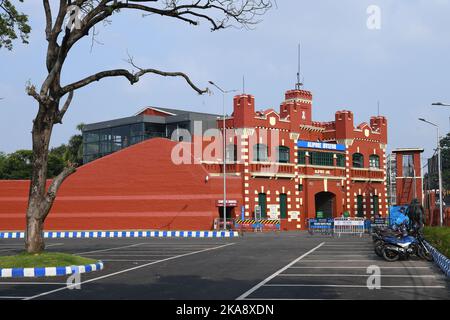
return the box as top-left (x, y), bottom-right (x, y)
top-left (208, 81), bottom-right (237, 230)
top-left (418, 118), bottom-right (444, 226)
top-left (432, 102), bottom-right (450, 130)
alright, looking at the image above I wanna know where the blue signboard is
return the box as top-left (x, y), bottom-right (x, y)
top-left (297, 140), bottom-right (346, 152)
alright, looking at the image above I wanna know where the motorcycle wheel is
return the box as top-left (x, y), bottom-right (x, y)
top-left (382, 248), bottom-right (400, 262)
top-left (418, 246), bottom-right (434, 262)
top-left (374, 241), bottom-right (384, 257)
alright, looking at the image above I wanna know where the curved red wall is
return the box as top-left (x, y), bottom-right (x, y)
top-left (0, 138), bottom-right (242, 231)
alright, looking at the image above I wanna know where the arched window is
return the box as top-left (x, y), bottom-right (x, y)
top-left (352, 153), bottom-right (364, 168)
top-left (226, 144), bottom-right (237, 162)
top-left (369, 155), bottom-right (380, 168)
top-left (297, 150), bottom-right (306, 164)
top-left (373, 195), bottom-right (379, 216)
top-left (258, 193), bottom-right (267, 218)
top-left (279, 193), bottom-right (288, 219)
top-left (277, 146), bottom-right (290, 163)
top-left (356, 195), bottom-right (364, 217)
top-left (336, 153), bottom-right (345, 167)
top-left (253, 144), bottom-right (268, 162)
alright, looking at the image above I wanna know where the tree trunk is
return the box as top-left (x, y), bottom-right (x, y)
top-left (25, 103), bottom-right (54, 254)
top-left (25, 215), bottom-right (45, 253)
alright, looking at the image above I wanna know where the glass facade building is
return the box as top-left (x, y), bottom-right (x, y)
top-left (82, 107), bottom-right (219, 163)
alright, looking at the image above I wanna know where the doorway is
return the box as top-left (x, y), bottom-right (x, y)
top-left (315, 191), bottom-right (336, 218)
top-left (218, 207), bottom-right (233, 219)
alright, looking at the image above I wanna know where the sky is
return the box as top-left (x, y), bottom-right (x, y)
top-left (0, 0), bottom-right (449, 165)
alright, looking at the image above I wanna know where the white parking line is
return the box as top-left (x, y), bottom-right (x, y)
top-left (298, 260), bottom-right (401, 262)
top-left (24, 242), bottom-right (235, 300)
top-left (243, 298), bottom-right (347, 301)
top-left (0, 282), bottom-right (67, 285)
top-left (75, 243), bottom-right (146, 255)
top-left (0, 244), bottom-right (23, 247)
top-left (82, 254), bottom-right (177, 257)
top-left (0, 243), bottom-right (63, 253)
top-left (46, 243), bottom-right (64, 247)
top-left (289, 266), bottom-right (431, 269)
top-left (0, 296), bottom-right (29, 299)
top-left (278, 274), bottom-right (438, 278)
top-left (308, 255), bottom-right (376, 257)
top-left (138, 244), bottom-right (227, 246)
top-left (311, 250), bottom-right (373, 253)
top-left (101, 259), bottom-right (159, 262)
top-left (263, 284), bottom-right (446, 288)
top-left (91, 249), bottom-right (212, 252)
top-left (236, 242), bottom-right (325, 300)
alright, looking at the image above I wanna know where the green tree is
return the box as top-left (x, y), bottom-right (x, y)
top-left (440, 132), bottom-right (450, 191)
top-left (1, 150), bottom-right (32, 179)
top-left (0, 0), bottom-right (30, 50)
top-left (64, 123), bottom-right (84, 166)
top-left (424, 132), bottom-right (450, 202)
top-left (0, 151), bottom-right (6, 178)
top-left (0, 123), bottom-right (87, 179)
top-left (47, 153), bottom-right (65, 178)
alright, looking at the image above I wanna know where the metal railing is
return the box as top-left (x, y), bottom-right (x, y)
top-left (333, 217), bottom-right (365, 237)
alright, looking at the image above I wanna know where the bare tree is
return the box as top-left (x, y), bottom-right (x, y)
top-left (24, 0), bottom-right (271, 253)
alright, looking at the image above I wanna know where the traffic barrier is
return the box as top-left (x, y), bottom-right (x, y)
top-left (234, 219), bottom-right (280, 232)
top-left (308, 218), bottom-right (334, 236)
top-left (333, 217), bottom-right (365, 237)
top-left (424, 240), bottom-right (450, 278)
top-left (0, 230), bottom-right (240, 239)
top-left (0, 261), bottom-right (104, 278)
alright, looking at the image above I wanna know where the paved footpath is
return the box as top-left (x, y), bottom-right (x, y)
top-left (0, 232), bottom-right (448, 300)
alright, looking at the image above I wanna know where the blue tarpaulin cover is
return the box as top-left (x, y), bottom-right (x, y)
top-left (389, 205), bottom-right (410, 226)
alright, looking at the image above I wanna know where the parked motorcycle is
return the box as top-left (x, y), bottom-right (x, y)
top-left (380, 226), bottom-right (433, 262)
top-left (372, 225), bottom-right (405, 257)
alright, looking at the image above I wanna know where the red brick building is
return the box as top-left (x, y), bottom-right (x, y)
top-left (208, 88), bottom-right (388, 230)
top-left (0, 86), bottom-right (388, 231)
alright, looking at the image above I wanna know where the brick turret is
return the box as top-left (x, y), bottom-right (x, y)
top-left (279, 89), bottom-right (313, 129)
top-left (335, 110), bottom-right (354, 139)
top-left (370, 116), bottom-right (388, 143)
top-left (232, 94), bottom-right (255, 128)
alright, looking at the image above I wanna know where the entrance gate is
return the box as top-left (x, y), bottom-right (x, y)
top-left (315, 191), bottom-right (336, 218)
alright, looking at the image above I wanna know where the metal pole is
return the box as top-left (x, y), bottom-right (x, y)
top-left (389, 154), bottom-right (393, 208)
top-left (223, 92), bottom-right (227, 230)
top-left (437, 126), bottom-right (444, 226)
top-left (208, 81), bottom-right (237, 231)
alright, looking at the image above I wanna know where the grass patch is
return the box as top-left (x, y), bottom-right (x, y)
top-left (424, 226), bottom-right (450, 258)
top-left (0, 252), bottom-right (97, 269)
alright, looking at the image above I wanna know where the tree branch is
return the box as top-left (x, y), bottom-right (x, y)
top-left (55, 91), bottom-right (74, 124)
top-left (41, 164), bottom-right (77, 220)
top-left (61, 67), bottom-right (208, 95)
top-left (43, 0), bottom-right (52, 39)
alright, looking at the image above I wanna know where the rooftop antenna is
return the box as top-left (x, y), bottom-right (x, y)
top-left (242, 75), bottom-right (245, 94)
top-left (295, 43), bottom-right (303, 89)
top-left (377, 100), bottom-right (380, 116)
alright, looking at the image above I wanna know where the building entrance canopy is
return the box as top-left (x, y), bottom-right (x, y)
top-left (216, 200), bottom-right (238, 207)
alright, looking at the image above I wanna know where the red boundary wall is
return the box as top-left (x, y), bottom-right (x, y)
top-left (0, 138), bottom-right (242, 231)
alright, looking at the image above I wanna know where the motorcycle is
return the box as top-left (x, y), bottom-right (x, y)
top-left (372, 225), bottom-right (405, 257)
top-left (381, 226), bottom-right (433, 262)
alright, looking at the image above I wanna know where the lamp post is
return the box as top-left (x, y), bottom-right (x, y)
top-left (418, 118), bottom-right (443, 226)
top-left (208, 81), bottom-right (237, 230)
top-left (431, 102), bottom-right (450, 130)
top-left (431, 102), bottom-right (450, 107)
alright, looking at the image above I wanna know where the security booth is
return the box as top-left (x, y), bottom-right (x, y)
top-left (215, 200), bottom-right (237, 230)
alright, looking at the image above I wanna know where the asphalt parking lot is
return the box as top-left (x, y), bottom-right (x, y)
top-left (0, 232), bottom-right (449, 300)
